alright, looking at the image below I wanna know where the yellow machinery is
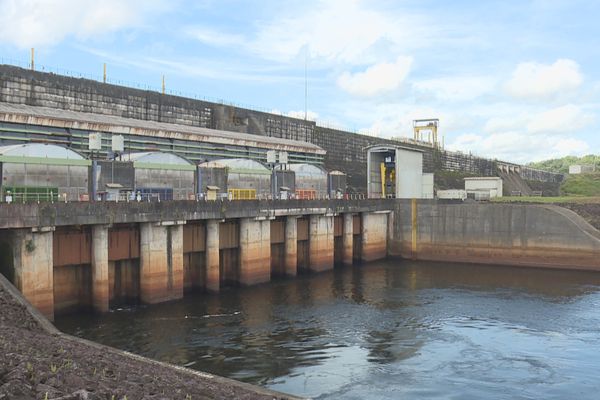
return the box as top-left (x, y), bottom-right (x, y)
top-left (380, 162), bottom-right (396, 198)
top-left (228, 188), bottom-right (257, 200)
top-left (413, 119), bottom-right (441, 148)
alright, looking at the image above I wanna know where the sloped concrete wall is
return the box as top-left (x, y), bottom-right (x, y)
top-left (390, 201), bottom-right (600, 271)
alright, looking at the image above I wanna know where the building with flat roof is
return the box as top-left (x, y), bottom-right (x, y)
top-left (464, 177), bottom-right (503, 199)
top-left (366, 145), bottom-right (427, 199)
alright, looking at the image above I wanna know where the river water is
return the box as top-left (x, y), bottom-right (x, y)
top-left (55, 260), bottom-right (600, 399)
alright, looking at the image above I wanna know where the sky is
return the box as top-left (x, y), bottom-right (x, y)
top-left (0, 0), bottom-right (599, 164)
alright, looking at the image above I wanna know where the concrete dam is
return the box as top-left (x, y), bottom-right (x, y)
top-left (1, 199), bottom-right (599, 321)
top-left (1, 63), bottom-right (600, 399)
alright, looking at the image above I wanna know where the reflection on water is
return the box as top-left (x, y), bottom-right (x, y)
top-left (55, 260), bottom-right (600, 399)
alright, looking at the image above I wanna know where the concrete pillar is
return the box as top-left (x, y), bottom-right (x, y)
top-left (239, 218), bottom-right (271, 285)
top-left (309, 214), bottom-right (334, 272)
top-left (91, 225), bottom-right (109, 313)
top-left (285, 216), bottom-right (298, 277)
top-left (205, 220), bottom-right (220, 292)
top-left (361, 212), bottom-right (389, 262)
top-left (140, 222), bottom-right (184, 304)
top-left (12, 228), bottom-right (54, 320)
top-left (387, 211), bottom-right (395, 256)
top-left (342, 213), bottom-right (354, 266)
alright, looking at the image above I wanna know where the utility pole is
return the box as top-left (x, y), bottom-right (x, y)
top-left (103, 63), bottom-right (107, 83)
top-left (304, 47), bottom-right (308, 121)
top-left (30, 48), bottom-right (35, 71)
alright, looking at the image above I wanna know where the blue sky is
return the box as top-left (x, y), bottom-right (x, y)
top-left (0, 0), bottom-right (599, 163)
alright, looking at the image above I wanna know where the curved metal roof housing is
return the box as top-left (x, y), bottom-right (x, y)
top-left (288, 163), bottom-right (327, 177)
top-left (0, 143), bottom-right (85, 159)
top-left (198, 161), bottom-right (227, 168)
top-left (126, 151), bottom-right (193, 165)
top-left (212, 158), bottom-right (271, 175)
top-left (0, 103), bottom-right (325, 155)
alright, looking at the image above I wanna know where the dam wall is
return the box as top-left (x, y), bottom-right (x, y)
top-left (2, 197), bottom-right (599, 321)
top-left (390, 200), bottom-right (600, 271)
top-left (0, 199), bottom-right (392, 320)
top-left (0, 65), bottom-right (564, 194)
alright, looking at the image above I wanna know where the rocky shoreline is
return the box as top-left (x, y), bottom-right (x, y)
top-left (560, 202), bottom-right (600, 231)
top-left (0, 274), bottom-right (300, 400)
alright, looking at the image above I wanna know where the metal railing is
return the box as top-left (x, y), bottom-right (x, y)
top-left (1, 190), bottom-right (369, 204)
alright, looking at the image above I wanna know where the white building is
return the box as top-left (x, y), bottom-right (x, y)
top-left (367, 145), bottom-right (431, 199)
top-left (569, 164), bottom-right (595, 174)
top-left (464, 177), bottom-right (503, 199)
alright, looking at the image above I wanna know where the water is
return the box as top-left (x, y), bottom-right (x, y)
top-left (55, 260), bottom-right (600, 399)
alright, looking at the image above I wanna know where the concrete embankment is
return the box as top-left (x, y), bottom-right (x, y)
top-left (390, 200), bottom-right (600, 271)
top-left (0, 273), bottom-right (303, 400)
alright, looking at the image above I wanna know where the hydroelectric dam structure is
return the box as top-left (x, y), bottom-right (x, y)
top-left (0, 63), bottom-right (596, 323)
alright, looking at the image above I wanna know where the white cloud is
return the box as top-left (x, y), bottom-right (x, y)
top-left (0, 0), bottom-right (165, 48)
top-left (450, 133), bottom-right (481, 147)
top-left (526, 104), bottom-right (594, 134)
top-left (246, 0), bottom-right (428, 64)
top-left (337, 56), bottom-right (413, 97)
top-left (446, 131), bottom-right (590, 163)
top-left (346, 103), bottom-right (471, 141)
top-left (184, 27), bottom-right (246, 48)
top-left (505, 59), bottom-right (583, 100)
top-left (413, 76), bottom-right (497, 101)
top-left (483, 104), bottom-right (594, 136)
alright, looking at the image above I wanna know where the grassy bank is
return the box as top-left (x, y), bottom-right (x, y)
top-left (560, 173), bottom-right (600, 197)
top-left (491, 196), bottom-right (600, 204)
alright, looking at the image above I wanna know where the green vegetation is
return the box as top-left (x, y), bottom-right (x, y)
top-left (492, 196), bottom-right (600, 204)
top-left (527, 154), bottom-right (600, 174)
top-left (560, 173), bottom-right (600, 196)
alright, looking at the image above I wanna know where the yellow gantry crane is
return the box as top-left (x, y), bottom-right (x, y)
top-left (413, 119), bottom-right (441, 148)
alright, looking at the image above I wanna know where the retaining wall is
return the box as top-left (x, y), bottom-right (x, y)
top-left (390, 200), bottom-right (600, 271)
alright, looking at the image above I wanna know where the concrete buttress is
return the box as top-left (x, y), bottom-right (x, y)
top-left (285, 216), bottom-right (298, 277)
top-left (239, 218), bottom-right (271, 285)
top-left (342, 213), bottom-right (354, 266)
top-left (309, 215), bottom-right (334, 272)
top-left (361, 212), bottom-right (388, 262)
top-left (91, 225), bottom-right (109, 313)
top-left (205, 220), bottom-right (220, 292)
top-left (12, 228), bottom-right (54, 320)
top-left (140, 223), bottom-right (184, 304)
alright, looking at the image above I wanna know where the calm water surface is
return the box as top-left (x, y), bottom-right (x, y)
top-left (55, 260), bottom-right (600, 399)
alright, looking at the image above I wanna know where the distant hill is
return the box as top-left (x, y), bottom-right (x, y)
top-left (561, 173), bottom-right (600, 196)
top-left (527, 155), bottom-right (600, 174)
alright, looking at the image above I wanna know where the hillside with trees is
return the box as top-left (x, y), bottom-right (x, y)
top-left (527, 155), bottom-right (600, 174)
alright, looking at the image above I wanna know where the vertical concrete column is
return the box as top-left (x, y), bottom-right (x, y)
top-left (12, 228), bottom-right (54, 320)
top-left (284, 216), bottom-right (298, 277)
top-left (205, 220), bottom-right (220, 292)
top-left (140, 222), bottom-right (184, 304)
top-left (309, 214), bottom-right (334, 272)
top-left (342, 213), bottom-right (354, 266)
top-left (411, 199), bottom-right (418, 260)
top-left (170, 224), bottom-right (184, 299)
top-left (361, 212), bottom-right (389, 262)
top-left (239, 218), bottom-right (271, 285)
top-left (91, 225), bottom-right (109, 313)
top-left (387, 211), bottom-right (395, 253)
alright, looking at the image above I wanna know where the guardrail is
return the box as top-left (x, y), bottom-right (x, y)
top-left (1, 191), bottom-right (368, 204)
